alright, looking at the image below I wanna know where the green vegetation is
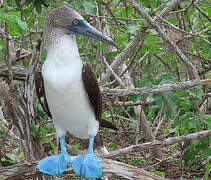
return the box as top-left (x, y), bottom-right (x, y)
top-left (0, 0), bottom-right (210, 179)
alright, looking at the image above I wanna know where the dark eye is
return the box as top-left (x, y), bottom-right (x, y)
top-left (73, 19), bottom-right (78, 25)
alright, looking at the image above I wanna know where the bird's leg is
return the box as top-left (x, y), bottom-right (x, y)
top-left (37, 135), bottom-right (72, 176)
top-left (72, 136), bottom-right (102, 178)
top-left (87, 136), bottom-right (94, 154)
top-left (60, 135), bottom-right (67, 153)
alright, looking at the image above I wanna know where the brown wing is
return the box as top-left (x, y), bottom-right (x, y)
top-left (35, 70), bottom-right (52, 118)
top-left (82, 63), bottom-right (102, 121)
top-left (82, 63), bottom-right (118, 130)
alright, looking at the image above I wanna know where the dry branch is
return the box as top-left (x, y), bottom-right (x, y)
top-left (104, 129), bottom-right (211, 158)
top-left (0, 40), bottom-right (45, 163)
top-left (0, 158), bottom-right (164, 180)
top-left (101, 79), bottom-right (209, 97)
top-left (25, 39), bottom-right (42, 118)
top-left (0, 63), bottom-right (26, 81)
top-left (128, 0), bottom-right (200, 80)
top-left (100, 0), bottom-right (185, 84)
top-left (183, 50), bottom-right (211, 63)
top-left (138, 108), bottom-right (164, 159)
top-left (121, 63), bottom-right (164, 159)
top-left (154, 0), bottom-right (183, 20)
top-left (100, 27), bottom-right (147, 84)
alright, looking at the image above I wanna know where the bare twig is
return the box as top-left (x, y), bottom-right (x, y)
top-left (194, 3), bottom-right (211, 22)
top-left (152, 115), bottom-right (166, 139)
top-left (154, 0), bottom-right (183, 20)
top-left (100, 27), bottom-right (147, 84)
top-left (155, 15), bottom-right (208, 38)
top-left (106, 98), bottom-right (155, 107)
top-left (183, 50), bottom-right (211, 63)
top-left (101, 57), bottom-right (125, 87)
top-left (104, 129), bottom-right (211, 158)
top-left (128, 0), bottom-right (200, 80)
top-left (120, 62), bottom-right (164, 159)
top-left (101, 79), bottom-right (210, 97)
top-left (25, 39), bottom-right (42, 118)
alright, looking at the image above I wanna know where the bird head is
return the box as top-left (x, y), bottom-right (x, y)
top-left (44, 6), bottom-right (117, 47)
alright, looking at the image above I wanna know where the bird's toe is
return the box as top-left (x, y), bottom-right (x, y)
top-left (72, 153), bottom-right (102, 178)
top-left (37, 153), bottom-right (71, 176)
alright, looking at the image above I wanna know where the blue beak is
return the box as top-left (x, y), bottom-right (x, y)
top-left (67, 19), bottom-right (117, 47)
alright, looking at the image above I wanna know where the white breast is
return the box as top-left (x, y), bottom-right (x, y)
top-left (42, 36), bottom-right (99, 139)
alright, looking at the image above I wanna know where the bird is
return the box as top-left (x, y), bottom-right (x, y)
top-left (35, 6), bottom-right (117, 178)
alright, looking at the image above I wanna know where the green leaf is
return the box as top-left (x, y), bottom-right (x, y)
top-left (30, 123), bottom-right (38, 138)
top-left (145, 34), bottom-right (157, 43)
top-left (128, 95), bottom-right (141, 102)
top-left (72, 143), bottom-right (80, 149)
top-left (168, 17), bottom-right (177, 24)
top-left (130, 158), bottom-right (145, 166)
top-left (191, 118), bottom-right (202, 128)
top-left (146, 29), bottom-right (158, 35)
top-left (136, 77), bottom-right (152, 88)
top-left (154, 73), bottom-right (175, 85)
top-left (148, 105), bottom-right (159, 119)
top-left (174, 112), bottom-right (195, 127)
top-left (179, 98), bottom-right (192, 110)
top-left (0, 127), bottom-right (5, 136)
top-left (18, 155), bottom-right (25, 161)
top-left (22, 9), bottom-right (31, 17)
top-left (38, 16), bottom-right (45, 25)
top-left (203, 114), bottom-right (211, 128)
top-left (153, 171), bottom-right (165, 177)
top-left (0, 12), bottom-right (28, 33)
top-left (141, 0), bottom-right (153, 7)
top-left (202, 147), bottom-right (211, 159)
top-left (0, 39), bottom-right (6, 59)
top-left (153, 91), bottom-right (178, 114)
top-left (204, 160), bottom-right (210, 180)
top-left (124, 24), bottom-right (141, 34)
top-left (111, 142), bottom-right (118, 150)
top-left (49, 140), bottom-right (57, 151)
top-left (2, 153), bottom-right (17, 164)
top-left (188, 87), bottom-right (203, 99)
top-left (83, 1), bottom-right (97, 15)
top-left (148, 44), bottom-right (160, 54)
top-left (17, 18), bottom-right (28, 30)
top-left (145, 61), bottom-right (160, 73)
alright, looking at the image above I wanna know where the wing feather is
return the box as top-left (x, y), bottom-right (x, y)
top-left (35, 70), bottom-right (52, 118)
top-left (82, 63), bottom-right (102, 121)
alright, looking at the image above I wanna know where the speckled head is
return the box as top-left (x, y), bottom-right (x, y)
top-left (44, 6), bottom-right (117, 48)
top-left (44, 6), bottom-right (82, 44)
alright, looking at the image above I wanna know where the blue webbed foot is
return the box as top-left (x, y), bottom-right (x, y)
top-left (37, 135), bottom-right (73, 176)
top-left (72, 136), bottom-right (102, 178)
top-left (37, 152), bottom-right (71, 176)
top-left (72, 153), bottom-right (102, 178)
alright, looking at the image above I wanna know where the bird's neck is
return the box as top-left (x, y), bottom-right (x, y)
top-left (45, 32), bottom-right (82, 66)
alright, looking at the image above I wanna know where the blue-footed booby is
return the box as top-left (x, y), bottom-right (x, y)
top-left (36, 6), bottom-right (117, 178)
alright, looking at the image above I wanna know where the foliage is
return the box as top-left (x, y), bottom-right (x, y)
top-left (0, 0), bottom-right (210, 179)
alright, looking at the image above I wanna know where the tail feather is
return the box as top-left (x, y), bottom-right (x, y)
top-left (99, 118), bottom-right (118, 130)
